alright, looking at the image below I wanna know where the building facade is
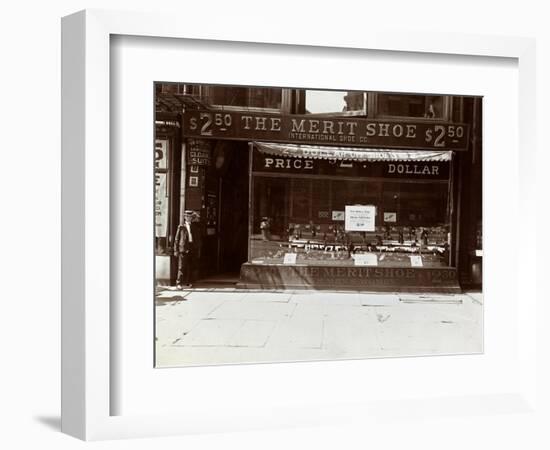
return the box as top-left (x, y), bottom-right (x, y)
top-left (155, 84), bottom-right (482, 292)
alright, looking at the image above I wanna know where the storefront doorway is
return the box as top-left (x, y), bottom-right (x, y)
top-left (199, 141), bottom-right (249, 282)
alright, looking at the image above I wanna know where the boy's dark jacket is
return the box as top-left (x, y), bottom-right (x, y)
top-left (174, 224), bottom-right (192, 255)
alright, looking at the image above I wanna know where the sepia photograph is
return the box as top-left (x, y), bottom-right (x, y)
top-left (154, 84), bottom-right (483, 368)
top-left (52, 3), bottom-right (543, 444)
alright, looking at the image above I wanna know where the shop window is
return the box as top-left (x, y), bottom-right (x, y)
top-left (305, 90), bottom-right (366, 116)
top-left (311, 180), bottom-right (330, 222)
top-left (290, 179), bottom-right (311, 220)
top-left (250, 168), bottom-right (451, 268)
top-left (377, 94), bottom-right (447, 119)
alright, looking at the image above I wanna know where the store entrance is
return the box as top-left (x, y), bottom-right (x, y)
top-left (201, 141), bottom-right (249, 282)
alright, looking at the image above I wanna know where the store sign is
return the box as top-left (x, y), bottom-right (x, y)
top-left (183, 110), bottom-right (470, 150)
top-left (345, 205), bottom-right (376, 232)
top-left (155, 139), bottom-right (168, 238)
top-left (187, 138), bottom-right (212, 165)
top-left (241, 264), bottom-right (460, 291)
top-left (263, 157), bottom-right (314, 170)
top-left (386, 163), bottom-right (442, 177)
top-left (155, 139), bottom-right (168, 169)
top-left (332, 211), bottom-right (345, 221)
top-left (154, 172), bottom-right (168, 238)
top-left (252, 150), bottom-right (450, 179)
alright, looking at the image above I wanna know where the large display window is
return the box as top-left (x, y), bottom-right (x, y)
top-left (249, 144), bottom-right (453, 268)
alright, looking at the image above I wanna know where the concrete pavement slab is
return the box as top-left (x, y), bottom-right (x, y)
top-left (320, 293), bottom-right (361, 306)
top-left (157, 300), bottom-right (225, 320)
top-left (399, 293), bottom-right (463, 304)
top-left (156, 344), bottom-right (334, 367)
top-left (155, 315), bottom-right (202, 345)
top-left (241, 347), bottom-right (331, 364)
top-left (286, 292), bottom-right (330, 306)
top-left (290, 303), bottom-right (370, 322)
top-left (175, 318), bottom-right (243, 346)
top-left (289, 303), bottom-right (327, 320)
top-left (289, 291), bottom-right (361, 306)
top-left (359, 293), bottom-right (400, 306)
top-left (465, 292), bottom-right (483, 304)
top-left (323, 316), bottom-right (380, 357)
top-left (376, 319), bottom-right (481, 354)
top-left (266, 318), bottom-right (324, 350)
top-left (238, 292), bottom-right (292, 303)
top-left (156, 345), bottom-right (259, 367)
top-left (227, 320), bottom-right (277, 347)
top-left (184, 291), bottom-right (246, 302)
top-left (207, 300), bottom-right (295, 321)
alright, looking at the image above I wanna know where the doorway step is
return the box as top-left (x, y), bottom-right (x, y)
top-left (194, 272), bottom-right (240, 288)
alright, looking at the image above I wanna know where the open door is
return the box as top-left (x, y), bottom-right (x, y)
top-left (200, 141), bottom-right (250, 281)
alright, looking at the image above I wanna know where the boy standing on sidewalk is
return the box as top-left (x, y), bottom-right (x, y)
top-left (174, 210), bottom-right (196, 289)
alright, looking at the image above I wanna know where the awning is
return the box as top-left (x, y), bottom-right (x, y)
top-left (254, 142), bottom-right (452, 162)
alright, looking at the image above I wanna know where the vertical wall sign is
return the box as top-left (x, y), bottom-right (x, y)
top-left (155, 139), bottom-right (169, 237)
top-left (187, 138), bottom-right (212, 166)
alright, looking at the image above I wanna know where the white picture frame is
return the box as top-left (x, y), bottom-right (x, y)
top-left (61, 9), bottom-right (539, 441)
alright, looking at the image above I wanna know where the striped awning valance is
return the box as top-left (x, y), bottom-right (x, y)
top-left (254, 142), bottom-right (452, 162)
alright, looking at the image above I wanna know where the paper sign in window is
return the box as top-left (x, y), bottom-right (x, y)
top-left (283, 253), bottom-right (297, 265)
top-left (410, 255), bottom-right (423, 267)
top-left (345, 205), bottom-right (376, 231)
top-left (354, 253), bottom-right (378, 266)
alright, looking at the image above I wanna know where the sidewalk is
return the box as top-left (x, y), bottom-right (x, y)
top-left (155, 287), bottom-right (483, 368)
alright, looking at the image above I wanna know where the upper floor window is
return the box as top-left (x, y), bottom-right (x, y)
top-left (305, 90), bottom-right (366, 116)
top-left (206, 86), bottom-right (282, 110)
top-left (376, 94), bottom-right (447, 119)
top-left (158, 83), bottom-right (195, 95)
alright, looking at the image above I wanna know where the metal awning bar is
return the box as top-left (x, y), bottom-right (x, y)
top-left (254, 142), bottom-right (452, 162)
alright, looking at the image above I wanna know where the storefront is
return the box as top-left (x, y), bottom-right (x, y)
top-left (245, 142), bottom-right (455, 291)
top-left (154, 84), bottom-right (482, 291)
top-left (171, 108), bottom-right (471, 292)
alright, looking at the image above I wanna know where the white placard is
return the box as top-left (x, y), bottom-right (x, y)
top-left (154, 139), bottom-right (168, 169)
top-left (283, 253), bottom-right (297, 264)
top-left (384, 212), bottom-right (397, 222)
top-left (410, 255), bottom-right (423, 267)
top-left (154, 172), bottom-right (168, 237)
top-left (332, 210), bottom-right (345, 221)
top-left (353, 253), bottom-right (378, 266)
top-left (345, 205), bottom-right (376, 231)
